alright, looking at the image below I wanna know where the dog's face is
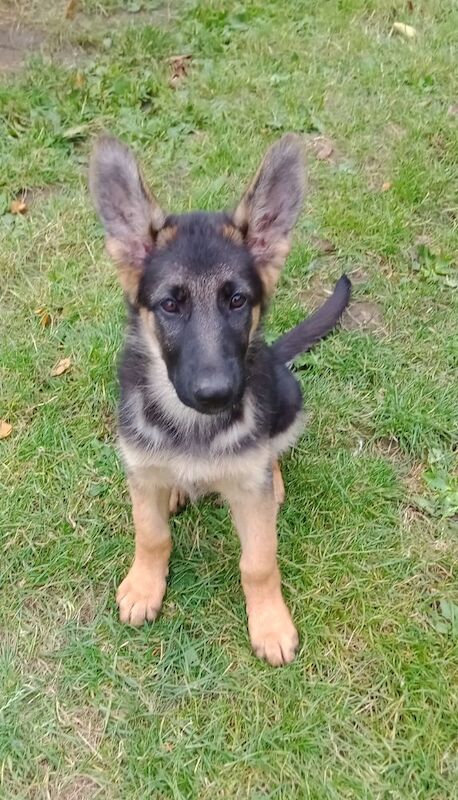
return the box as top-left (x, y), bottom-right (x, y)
top-left (90, 135), bottom-right (305, 414)
top-left (137, 213), bottom-right (263, 413)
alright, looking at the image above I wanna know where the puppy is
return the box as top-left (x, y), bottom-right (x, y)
top-left (89, 134), bottom-right (351, 666)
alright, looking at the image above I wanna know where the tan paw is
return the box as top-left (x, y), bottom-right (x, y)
top-left (248, 601), bottom-right (298, 666)
top-left (169, 487), bottom-right (189, 515)
top-left (116, 566), bottom-right (167, 626)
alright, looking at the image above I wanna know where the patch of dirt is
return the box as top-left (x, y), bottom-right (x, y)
top-left (305, 134), bottom-right (342, 166)
top-left (0, 20), bottom-right (88, 71)
top-left (348, 267), bottom-right (370, 285)
top-left (53, 775), bottom-right (103, 800)
top-left (374, 436), bottom-right (402, 460)
top-left (341, 301), bottom-right (385, 333)
top-left (0, 23), bottom-right (45, 71)
top-left (299, 277), bottom-right (384, 337)
top-left (384, 122), bottom-right (407, 141)
top-left (403, 460), bottom-right (424, 496)
top-left (298, 279), bottom-right (332, 312)
top-left (76, 589), bottom-right (98, 625)
top-left (57, 705), bottom-right (104, 754)
top-left (310, 235), bottom-right (336, 254)
top-left (0, 2), bottom-right (176, 73)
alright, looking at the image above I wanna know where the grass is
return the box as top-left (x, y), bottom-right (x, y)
top-left (1, 0), bottom-right (457, 797)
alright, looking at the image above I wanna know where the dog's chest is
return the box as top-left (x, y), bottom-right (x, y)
top-left (119, 385), bottom-right (272, 491)
top-left (119, 435), bottom-right (271, 495)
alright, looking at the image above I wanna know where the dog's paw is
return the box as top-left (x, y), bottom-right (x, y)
top-left (169, 487), bottom-right (189, 515)
top-left (248, 601), bottom-right (298, 666)
top-left (116, 567), bottom-right (166, 626)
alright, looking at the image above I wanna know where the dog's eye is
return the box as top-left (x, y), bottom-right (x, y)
top-left (230, 292), bottom-right (247, 310)
top-left (160, 298), bottom-right (179, 314)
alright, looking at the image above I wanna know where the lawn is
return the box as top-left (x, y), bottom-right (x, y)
top-left (1, 0), bottom-right (457, 797)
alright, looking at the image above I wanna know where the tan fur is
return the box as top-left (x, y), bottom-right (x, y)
top-left (222, 479), bottom-right (298, 666)
top-left (249, 304), bottom-right (261, 341)
top-left (139, 306), bottom-right (156, 338)
top-left (220, 223), bottom-right (243, 244)
top-left (116, 480), bottom-right (172, 626)
top-left (157, 225), bottom-right (178, 248)
top-left (256, 240), bottom-right (291, 296)
top-left (119, 452), bottom-right (298, 664)
top-left (106, 237), bottom-right (142, 302)
top-left (169, 486), bottom-right (188, 514)
top-left (272, 460), bottom-right (285, 505)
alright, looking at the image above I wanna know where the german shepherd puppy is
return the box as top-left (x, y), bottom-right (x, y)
top-left (89, 134), bottom-right (351, 666)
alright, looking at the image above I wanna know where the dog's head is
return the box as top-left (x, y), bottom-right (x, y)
top-left (90, 135), bottom-right (305, 414)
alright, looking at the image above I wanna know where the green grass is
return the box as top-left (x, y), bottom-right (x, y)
top-left (1, 0), bottom-right (458, 797)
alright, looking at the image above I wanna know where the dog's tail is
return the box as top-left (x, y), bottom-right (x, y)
top-left (271, 274), bottom-right (351, 363)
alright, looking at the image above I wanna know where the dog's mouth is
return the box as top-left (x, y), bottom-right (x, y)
top-left (191, 396), bottom-right (235, 415)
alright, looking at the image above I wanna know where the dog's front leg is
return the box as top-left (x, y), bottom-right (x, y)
top-left (117, 478), bottom-right (172, 626)
top-left (225, 482), bottom-right (298, 666)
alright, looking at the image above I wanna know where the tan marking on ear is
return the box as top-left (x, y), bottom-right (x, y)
top-left (220, 224), bottom-right (243, 244)
top-left (258, 240), bottom-right (291, 296)
top-left (249, 304), bottom-right (261, 340)
top-left (106, 237), bottom-right (143, 302)
top-left (156, 225), bottom-right (178, 248)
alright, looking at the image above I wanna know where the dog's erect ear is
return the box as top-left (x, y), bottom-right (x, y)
top-left (233, 134), bottom-right (305, 296)
top-left (89, 136), bottom-right (165, 300)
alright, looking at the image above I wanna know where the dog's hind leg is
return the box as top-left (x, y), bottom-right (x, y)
top-left (223, 480), bottom-right (298, 666)
top-left (117, 478), bottom-right (172, 626)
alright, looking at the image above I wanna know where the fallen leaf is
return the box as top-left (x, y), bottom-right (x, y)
top-left (407, 0), bottom-right (414, 10)
top-left (51, 357), bottom-right (72, 377)
top-left (310, 236), bottom-right (336, 254)
top-left (0, 420), bottom-right (12, 439)
top-left (381, 181), bottom-right (392, 192)
top-left (392, 22), bottom-right (417, 39)
top-left (168, 54), bottom-right (192, 88)
top-left (10, 198), bottom-right (27, 215)
top-left (316, 142), bottom-right (333, 161)
top-left (34, 307), bottom-right (52, 327)
top-left (65, 0), bottom-right (78, 19)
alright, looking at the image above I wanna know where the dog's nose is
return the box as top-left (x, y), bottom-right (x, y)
top-left (193, 375), bottom-right (233, 412)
